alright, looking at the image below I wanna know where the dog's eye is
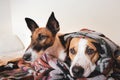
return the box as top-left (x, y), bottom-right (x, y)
top-left (38, 34), bottom-right (48, 40)
top-left (86, 46), bottom-right (95, 55)
top-left (70, 48), bottom-right (76, 55)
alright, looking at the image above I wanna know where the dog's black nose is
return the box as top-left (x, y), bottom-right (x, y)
top-left (72, 66), bottom-right (84, 78)
top-left (23, 53), bottom-right (31, 61)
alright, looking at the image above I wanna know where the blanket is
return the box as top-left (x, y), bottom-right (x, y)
top-left (0, 60), bottom-right (34, 80)
top-left (0, 53), bottom-right (111, 80)
top-left (0, 53), bottom-right (108, 80)
top-left (31, 53), bottom-right (74, 80)
top-left (27, 53), bottom-right (107, 80)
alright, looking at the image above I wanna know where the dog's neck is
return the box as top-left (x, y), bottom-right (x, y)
top-left (44, 33), bottom-right (66, 61)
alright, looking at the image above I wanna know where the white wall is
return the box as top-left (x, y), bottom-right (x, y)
top-left (0, 0), bottom-right (12, 35)
top-left (10, 0), bottom-right (120, 48)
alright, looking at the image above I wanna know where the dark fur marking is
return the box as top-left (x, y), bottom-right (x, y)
top-left (59, 34), bottom-right (68, 48)
top-left (92, 42), bottom-right (105, 55)
top-left (114, 50), bottom-right (120, 58)
top-left (33, 43), bottom-right (52, 52)
top-left (38, 34), bottom-right (48, 41)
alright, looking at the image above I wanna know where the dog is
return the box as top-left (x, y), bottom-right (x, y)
top-left (22, 12), bottom-right (67, 62)
top-left (61, 29), bottom-right (120, 80)
top-left (20, 12), bottom-right (72, 80)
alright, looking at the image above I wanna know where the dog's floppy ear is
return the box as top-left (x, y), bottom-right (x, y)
top-left (25, 18), bottom-right (39, 32)
top-left (114, 49), bottom-right (120, 61)
top-left (59, 32), bottom-right (82, 49)
top-left (59, 34), bottom-right (72, 49)
top-left (92, 42), bottom-right (105, 55)
top-left (59, 34), bottom-right (72, 65)
top-left (46, 12), bottom-right (60, 36)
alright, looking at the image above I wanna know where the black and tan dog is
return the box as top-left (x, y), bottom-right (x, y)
top-left (61, 29), bottom-right (120, 80)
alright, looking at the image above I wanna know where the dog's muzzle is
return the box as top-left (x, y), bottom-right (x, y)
top-left (23, 53), bottom-right (31, 61)
top-left (72, 65), bottom-right (84, 78)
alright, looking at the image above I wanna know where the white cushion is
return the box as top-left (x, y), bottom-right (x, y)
top-left (0, 50), bottom-right (24, 66)
top-left (0, 34), bottom-right (25, 53)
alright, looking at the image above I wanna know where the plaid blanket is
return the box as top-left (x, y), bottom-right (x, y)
top-left (29, 53), bottom-right (107, 80)
top-left (31, 53), bottom-right (74, 80)
top-left (0, 60), bottom-right (34, 80)
top-left (0, 54), bottom-right (108, 80)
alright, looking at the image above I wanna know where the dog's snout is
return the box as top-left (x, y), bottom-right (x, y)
top-left (72, 66), bottom-right (84, 78)
top-left (23, 53), bottom-right (31, 61)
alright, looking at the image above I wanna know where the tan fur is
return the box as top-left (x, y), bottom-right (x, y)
top-left (28, 28), bottom-right (55, 56)
top-left (32, 28), bottom-right (54, 46)
top-left (69, 38), bottom-right (79, 61)
top-left (44, 34), bottom-right (66, 60)
top-left (69, 37), bottom-right (99, 64)
top-left (86, 38), bottom-right (99, 63)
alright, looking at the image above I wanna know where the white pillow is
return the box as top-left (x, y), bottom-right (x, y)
top-left (0, 34), bottom-right (25, 53)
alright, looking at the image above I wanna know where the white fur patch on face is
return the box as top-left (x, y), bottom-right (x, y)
top-left (70, 38), bottom-right (96, 77)
top-left (25, 48), bottom-right (38, 62)
top-left (58, 50), bottom-right (67, 61)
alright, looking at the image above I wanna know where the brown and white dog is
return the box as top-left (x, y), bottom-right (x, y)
top-left (22, 12), bottom-right (67, 63)
top-left (62, 29), bottom-right (120, 79)
top-left (18, 12), bottom-right (70, 80)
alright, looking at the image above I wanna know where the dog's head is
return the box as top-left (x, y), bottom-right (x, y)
top-left (62, 29), bottom-right (120, 78)
top-left (23, 12), bottom-right (60, 62)
top-left (69, 37), bottom-right (100, 78)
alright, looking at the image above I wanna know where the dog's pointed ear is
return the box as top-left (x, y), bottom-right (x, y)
top-left (25, 18), bottom-right (39, 32)
top-left (46, 12), bottom-right (60, 36)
